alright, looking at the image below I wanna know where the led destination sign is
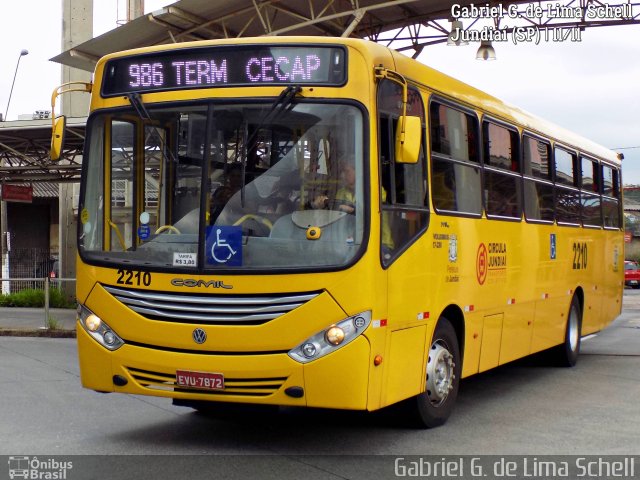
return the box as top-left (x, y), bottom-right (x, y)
top-left (102, 45), bottom-right (346, 96)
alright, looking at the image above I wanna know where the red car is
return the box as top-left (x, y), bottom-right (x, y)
top-left (624, 261), bottom-right (640, 288)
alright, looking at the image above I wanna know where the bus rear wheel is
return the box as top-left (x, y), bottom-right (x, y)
top-left (403, 318), bottom-right (461, 428)
top-left (554, 295), bottom-right (582, 367)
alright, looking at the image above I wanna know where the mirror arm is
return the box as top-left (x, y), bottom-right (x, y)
top-left (374, 67), bottom-right (409, 146)
top-left (50, 81), bottom-right (92, 129)
top-left (49, 82), bottom-right (92, 161)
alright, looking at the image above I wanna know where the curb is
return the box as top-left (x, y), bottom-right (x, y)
top-left (0, 329), bottom-right (76, 338)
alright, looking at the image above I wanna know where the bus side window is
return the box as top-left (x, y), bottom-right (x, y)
top-left (554, 147), bottom-right (581, 225)
top-left (483, 121), bottom-right (521, 219)
top-left (602, 164), bottom-right (621, 228)
top-left (522, 135), bottom-right (554, 223)
top-left (378, 81), bottom-right (428, 266)
top-left (429, 102), bottom-right (481, 215)
top-left (580, 156), bottom-right (602, 227)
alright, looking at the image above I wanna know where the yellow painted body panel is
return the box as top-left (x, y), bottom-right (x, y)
top-left (383, 326), bottom-right (428, 407)
top-left (479, 314), bottom-right (503, 373)
top-left (76, 37), bottom-right (624, 414)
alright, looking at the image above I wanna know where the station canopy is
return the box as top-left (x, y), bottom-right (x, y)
top-left (2, 0), bottom-right (639, 182)
top-left (52, 0), bottom-right (488, 71)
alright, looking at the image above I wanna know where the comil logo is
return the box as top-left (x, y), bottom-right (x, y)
top-left (8, 456), bottom-right (73, 479)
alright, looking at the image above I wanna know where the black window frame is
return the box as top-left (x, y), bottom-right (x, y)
top-left (378, 79), bottom-right (429, 268)
top-left (553, 145), bottom-right (581, 226)
top-left (522, 132), bottom-right (554, 224)
top-left (482, 117), bottom-right (522, 221)
top-left (601, 161), bottom-right (622, 230)
top-left (579, 154), bottom-right (603, 228)
top-left (428, 96), bottom-right (482, 218)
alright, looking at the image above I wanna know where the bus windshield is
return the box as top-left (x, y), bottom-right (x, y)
top-left (79, 100), bottom-right (365, 271)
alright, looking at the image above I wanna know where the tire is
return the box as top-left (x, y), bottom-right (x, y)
top-left (402, 318), bottom-right (461, 428)
top-left (555, 295), bottom-right (582, 367)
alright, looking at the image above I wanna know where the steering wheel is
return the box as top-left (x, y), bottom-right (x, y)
top-left (155, 225), bottom-right (181, 234)
top-left (232, 214), bottom-right (273, 232)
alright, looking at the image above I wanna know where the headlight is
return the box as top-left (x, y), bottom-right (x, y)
top-left (288, 311), bottom-right (371, 363)
top-left (77, 305), bottom-right (124, 351)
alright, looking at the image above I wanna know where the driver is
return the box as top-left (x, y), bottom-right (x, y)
top-left (334, 161), bottom-right (356, 214)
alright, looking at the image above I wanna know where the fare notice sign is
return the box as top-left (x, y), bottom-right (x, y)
top-left (1, 184), bottom-right (33, 203)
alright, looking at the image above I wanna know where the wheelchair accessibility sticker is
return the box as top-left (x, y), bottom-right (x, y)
top-left (206, 226), bottom-right (242, 266)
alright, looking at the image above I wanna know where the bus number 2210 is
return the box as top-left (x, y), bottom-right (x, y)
top-left (572, 242), bottom-right (588, 270)
top-left (116, 269), bottom-right (152, 286)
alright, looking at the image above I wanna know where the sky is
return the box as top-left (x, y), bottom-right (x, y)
top-left (1, 1), bottom-right (639, 183)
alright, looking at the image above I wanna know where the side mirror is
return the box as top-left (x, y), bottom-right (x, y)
top-left (395, 115), bottom-right (421, 164)
top-left (50, 115), bottom-right (66, 161)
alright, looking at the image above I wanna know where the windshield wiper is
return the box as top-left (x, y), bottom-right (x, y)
top-left (238, 85), bottom-right (302, 207)
top-left (127, 93), bottom-right (151, 121)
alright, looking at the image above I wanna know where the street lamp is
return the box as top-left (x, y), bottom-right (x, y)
top-left (3, 49), bottom-right (29, 122)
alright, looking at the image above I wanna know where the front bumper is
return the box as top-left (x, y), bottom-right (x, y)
top-left (77, 323), bottom-right (371, 410)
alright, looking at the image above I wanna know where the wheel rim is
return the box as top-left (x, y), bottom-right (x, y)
top-left (568, 304), bottom-right (579, 352)
top-left (426, 340), bottom-right (455, 406)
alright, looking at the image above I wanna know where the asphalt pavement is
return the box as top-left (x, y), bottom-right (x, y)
top-left (0, 292), bottom-right (638, 479)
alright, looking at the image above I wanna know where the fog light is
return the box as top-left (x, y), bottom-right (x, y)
top-left (103, 331), bottom-right (116, 345)
top-left (85, 314), bottom-right (102, 332)
top-left (302, 342), bottom-right (317, 358)
top-left (325, 326), bottom-right (345, 345)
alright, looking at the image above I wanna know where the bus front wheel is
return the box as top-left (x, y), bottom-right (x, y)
top-left (403, 318), bottom-right (461, 428)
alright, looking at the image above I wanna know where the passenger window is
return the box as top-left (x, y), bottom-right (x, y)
top-left (554, 147), bottom-right (580, 224)
top-left (602, 165), bottom-right (619, 198)
top-left (523, 136), bottom-right (552, 181)
top-left (430, 102), bottom-right (481, 215)
top-left (483, 122), bottom-right (521, 219)
top-left (554, 148), bottom-right (577, 186)
top-left (378, 80), bottom-right (428, 266)
top-left (580, 156), bottom-right (601, 227)
top-left (602, 164), bottom-right (621, 228)
top-left (484, 122), bottom-right (519, 171)
top-left (522, 136), bottom-right (553, 222)
top-left (581, 157), bottom-right (599, 192)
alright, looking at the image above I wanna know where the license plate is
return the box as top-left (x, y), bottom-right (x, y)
top-left (176, 370), bottom-right (224, 390)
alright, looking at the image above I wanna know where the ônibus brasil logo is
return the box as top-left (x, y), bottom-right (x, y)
top-left (8, 456), bottom-right (73, 479)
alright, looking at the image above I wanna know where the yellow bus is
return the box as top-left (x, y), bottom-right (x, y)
top-left (59, 36), bottom-right (623, 428)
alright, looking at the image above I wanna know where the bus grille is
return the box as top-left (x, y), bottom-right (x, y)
top-left (125, 367), bottom-right (287, 397)
top-left (103, 285), bottom-right (318, 325)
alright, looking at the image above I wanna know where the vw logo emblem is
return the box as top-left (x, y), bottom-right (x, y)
top-left (192, 328), bottom-right (207, 344)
